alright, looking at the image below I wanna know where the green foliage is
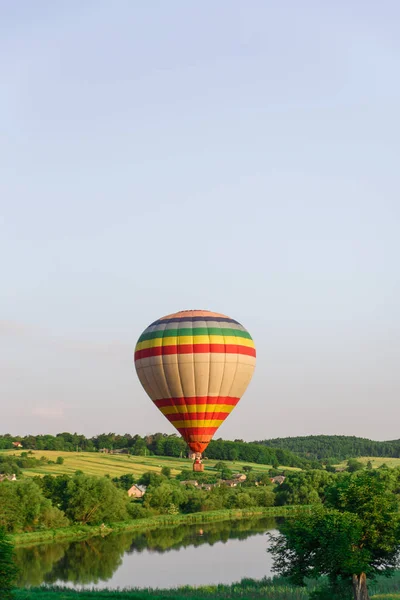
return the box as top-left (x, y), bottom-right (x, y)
top-left (112, 474), bottom-right (136, 491)
top-left (275, 470), bottom-right (334, 506)
top-left (0, 527), bottom-right (17, 599)
top-left (270, 470), bottom-right (400, 599)
top-left (161, 466), bottom-right (171, 478)
top-left (346, 459), bottom-right (364, 473)
top-left (214, 462), bottom-right (228, 470)
top-left (0, 479), bottom-right (68, 533)
top-left (56, 456), bottom-right (64, 465)
top-left (220, 468), bottom-right (233, 480)
top-left (65, 474), bottom-right (129, 525)
top-left (207, 439), bottom-right (311, 469)
top-left (35, 474), bottom-right (71, 511)
top-left (144, 482), bottom-right (187, 513)
top-left (0, 431), bottom-right (317, 470)
top-left (261, 434), bottom-right (400, 462)
top-left (127, 503), bottom-right (153, 520)
top-left (137, 472), bottom-right (168, 487)
top-left (176, 470), bottom-right (218, 484)
top-left (11, 578), bottom-right (311, 599)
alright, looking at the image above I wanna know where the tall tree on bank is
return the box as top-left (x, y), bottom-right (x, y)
top-left (0, 527), bottom-right (17, 600)
top-left (269, 471), bottom-right (400, 600)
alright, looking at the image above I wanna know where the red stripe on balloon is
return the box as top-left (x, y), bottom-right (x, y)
top-left (153, 397), bottom-right (240, 408)
top-left (134, 344), bottom-right (256, 361)
top-left (175, 426), bottom-right (219, 436)
top-left (166, 412), bottom-right (230, 422)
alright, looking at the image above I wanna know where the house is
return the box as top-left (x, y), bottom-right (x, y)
top-left (199, 483), bottom-right (215, 491)
top-left (127, 484), bottom-right (147, 498)
top-left (0, 474), bottom-right (17, 482)
top-left (270, 476), bottom-right (286, 485)
top-left (12, 441), bottom-right (22, 448)
top-left (233, 473), bottom-right (247, 482)
top-left (180, 480), bottom-right (199, 487)
top-left (221, 479), bottom-right (238, 488)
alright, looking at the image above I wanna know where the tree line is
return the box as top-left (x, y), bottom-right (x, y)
top-left (259, 434), bottom-right (400, 461)
top-left (0, 469), bottom-right (277, 534)
top-left (0, 432), bottom-right (316, 469)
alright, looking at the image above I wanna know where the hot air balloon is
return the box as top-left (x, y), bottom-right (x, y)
top-left (134, 310), bottom-right (256, 471)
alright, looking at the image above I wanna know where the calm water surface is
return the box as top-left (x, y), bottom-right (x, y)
top-left (16, 517), bottom-right (279, 589)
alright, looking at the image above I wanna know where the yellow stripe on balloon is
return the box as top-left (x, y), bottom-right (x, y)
top-left (160, 404), bottom-right (235, 415)
top-left (136, 335), bottom-right (255, 351)
top-left (171, 419), bottom-right (225, 428)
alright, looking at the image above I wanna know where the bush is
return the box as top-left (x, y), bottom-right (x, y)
top-left (0, 527), bottom-right (17, 600)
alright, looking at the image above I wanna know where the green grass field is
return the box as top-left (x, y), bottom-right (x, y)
top-left (12, 582), bottom-right (400, 599)
top-left (0, 449), bottom-right (300, 479)
top-left (334, 456), bottom-right (400, 469)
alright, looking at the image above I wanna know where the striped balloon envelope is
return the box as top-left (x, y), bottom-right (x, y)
top-left (134, 310), bottom-right (256, 454)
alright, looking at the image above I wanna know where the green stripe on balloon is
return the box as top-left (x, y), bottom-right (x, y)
top-left (138, 327), bottom-right (252, 342)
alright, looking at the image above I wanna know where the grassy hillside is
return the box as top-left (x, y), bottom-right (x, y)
top-left (0, 449), bottom-right (300, 479)
top-left (334, 456), bottom-right (400, 469)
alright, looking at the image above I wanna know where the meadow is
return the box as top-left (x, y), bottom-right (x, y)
top-left (334, 456), bottom-right (400, 469)
top-left (0, 449), bottom-right (300, 478)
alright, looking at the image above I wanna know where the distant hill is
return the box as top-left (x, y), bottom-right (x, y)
top-left (258, 435), bottom-right (400, 461)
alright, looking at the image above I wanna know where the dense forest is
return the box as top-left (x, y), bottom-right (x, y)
top-left (260, 435), bottom-right (400, 461)
top-left (0, 433), bottom-right (316, 469)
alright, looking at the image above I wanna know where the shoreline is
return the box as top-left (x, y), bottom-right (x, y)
top-left (11, 505), bottom-right (306, 547)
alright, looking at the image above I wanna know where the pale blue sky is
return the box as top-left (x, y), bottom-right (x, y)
top-left (1, 1), bottom-right (399, 440)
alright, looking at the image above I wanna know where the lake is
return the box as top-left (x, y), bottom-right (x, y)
top-left (15, 517), bottom-right (279, 589)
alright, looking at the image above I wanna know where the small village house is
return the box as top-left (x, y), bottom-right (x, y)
top-left (12, 441), bottom-right (22, 448)
top-left (270, 475), bottom-right (286, 485)
top-left (233, 473), bottom-right (247, 482)
top-left (221, 479), bottom-right (238, 488)
top-left (127, 484), bottom-right (147, 498)
top-left (0, 474), bottom-right (17, 482)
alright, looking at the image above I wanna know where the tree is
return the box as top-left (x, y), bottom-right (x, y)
top-left (220, 468), bottom-right (233, 480)
top-left (242, 465), bottom-right (253, 473)
top-left (271, 457), bottom-right (280, 469)
top-left (269, 471), bottom-right (400, 600)
top-left (0, 527), bottom-right (17, 599)
top-left (0, 479), bottom-right (68, 533)
top-left (346, 459), bottom-right (364, 473)
top-left (214, 461), bottom-right (227, 471)
top-left (161, 466), bottom-right (171, 478)
top-left (56, 456), bottom-right (64, 465)
top-left (112, 473), bottom-right (135, 491)
top-left (144, 482), bottom-right (187, 513)
top-left (66, 474), bottom-right (129, 524)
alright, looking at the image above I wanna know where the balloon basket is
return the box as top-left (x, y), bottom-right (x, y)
top-left (193, 463), bottom-right (204, 472)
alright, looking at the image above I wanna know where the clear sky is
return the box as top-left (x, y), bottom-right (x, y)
top-left (1, 1), bottom-right (399, 441)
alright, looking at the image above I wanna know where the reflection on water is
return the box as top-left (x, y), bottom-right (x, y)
top-left (15, 517), bottom-right (279, 589)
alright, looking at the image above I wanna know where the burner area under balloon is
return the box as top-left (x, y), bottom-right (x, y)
top-left (193, 453), bottom-right (204, 472)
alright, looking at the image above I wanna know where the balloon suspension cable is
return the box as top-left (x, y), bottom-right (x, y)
top-left (193, 452), bottom-right (204, 472)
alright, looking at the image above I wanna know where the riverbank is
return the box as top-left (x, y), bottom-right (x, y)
top-left (13, 580), bottom-right (400, 600)
top-left (11, 505), bottom-right (305, 547)
top-left (13, 578), bottom-right (310, 599)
